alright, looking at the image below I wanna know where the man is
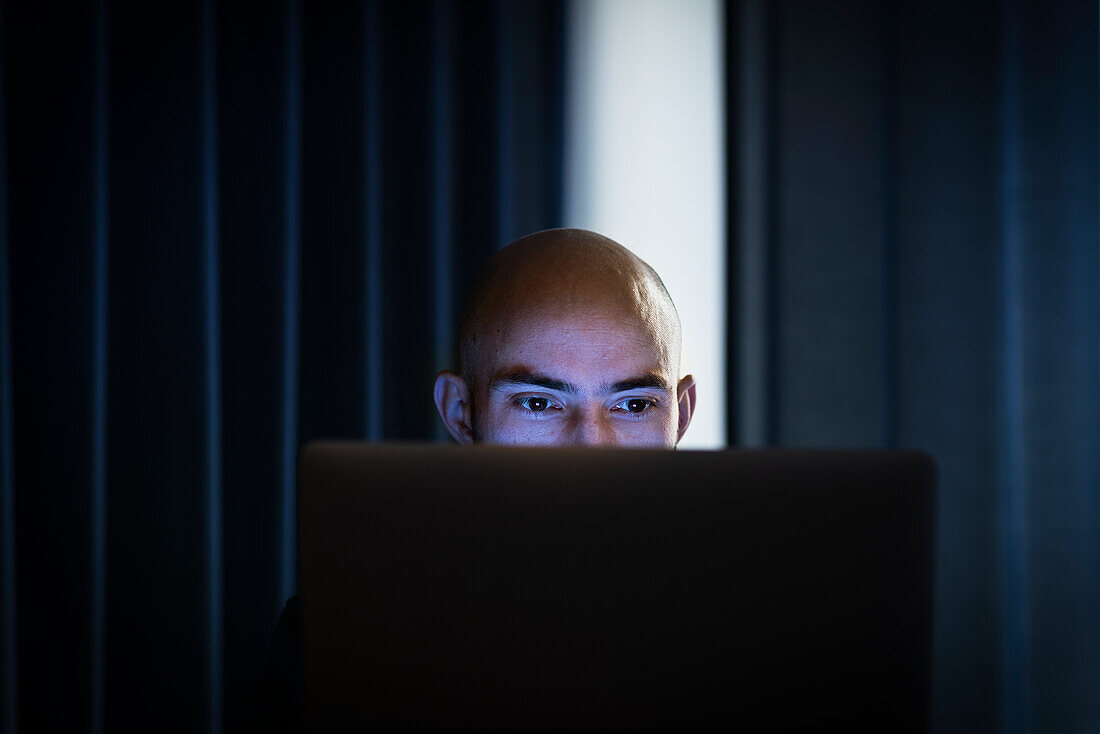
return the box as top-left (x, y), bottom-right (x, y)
top-left (254, 228), bottom-right (695, 731)
top-left (433, 227), bottom-right (696, 446)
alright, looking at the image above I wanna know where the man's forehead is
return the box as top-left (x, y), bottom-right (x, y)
top-left (488, 365), bottom-right (674, 395)
top-left (491, 304), bottom-right (670, 351)
top-left (469, 298), bottom-right (675, 380)
top-left (477, 325), bottom-right (674, 394)
top-left (499, 305), bottom-right (659, 335)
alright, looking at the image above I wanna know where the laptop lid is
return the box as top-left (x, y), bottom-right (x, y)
top-left (299, 443), bottom-right (935, 732)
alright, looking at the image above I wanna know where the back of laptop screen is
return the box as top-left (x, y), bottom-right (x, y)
top-left (300, 444), bottom-right (934, 732)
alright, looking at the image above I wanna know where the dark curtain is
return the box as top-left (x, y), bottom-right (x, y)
top-left (4, 0), bottom-right (1099, 733)
top-left (727, 1), bottom-right (1099, 732)
top-left (0, 0), bottom-right (563, 731)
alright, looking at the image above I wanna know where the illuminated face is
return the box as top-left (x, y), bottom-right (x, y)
top-left (472, 305), bottom-right (683, 447)
top-left (433, 231), bottom-right (697, 448)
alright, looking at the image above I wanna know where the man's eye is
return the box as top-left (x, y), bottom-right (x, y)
top-left (519, 397), bottom-right (551, 412)
top-left (615, 398), bottom-right (654, 414)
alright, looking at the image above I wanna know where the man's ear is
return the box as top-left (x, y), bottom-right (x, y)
top-left (434, 370), bottom-right (475, 445)
top-left (675, 374), bottom-right (697, 444)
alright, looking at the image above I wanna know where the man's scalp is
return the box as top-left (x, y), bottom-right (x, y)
top-left (457, 228), bottom-right (681, 388)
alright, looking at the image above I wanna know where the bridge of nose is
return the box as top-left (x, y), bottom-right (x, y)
top-left (567, 404), bottom-right (616, 446)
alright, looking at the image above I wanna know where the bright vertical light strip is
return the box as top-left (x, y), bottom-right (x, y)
top-left (565, 0), bottom-right (727, 448)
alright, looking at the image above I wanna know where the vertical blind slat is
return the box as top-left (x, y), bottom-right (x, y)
top-left (280, 0), bottom-right (302, 614)
top-left (495, 0), bottom-right (514, 248)
top-left (998, 1), bottom-right (1030, 731)
top-left (432, 0), bottom-right (453, 378)
top-left (201, 0), bottom-right (224, 731)
top-left (364, 0), bottom-right (383, 441)
top-left (431, 0), bottom-right (454, 443)
top-left (878, 0), bottom-right (900, 449)
top-left (763, 1), bottom-right (781, 447)
top-left (90, 1), bottom-right (110, 732)
top-left (0, 1), bottom-right (18, 729)
top-left (729, 0), bottom-right (771, 447)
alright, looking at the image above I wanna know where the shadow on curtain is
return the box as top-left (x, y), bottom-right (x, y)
top-left (726, 1), bottom-right (1099, 732)
top-left (0, 0), bottom-right (563, 731)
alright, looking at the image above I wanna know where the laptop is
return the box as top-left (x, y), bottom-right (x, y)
top-left (299, 443), bottom-right (935, 732)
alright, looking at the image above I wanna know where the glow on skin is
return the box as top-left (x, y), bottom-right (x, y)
top-left (434, 229), bottom-right (696, 447)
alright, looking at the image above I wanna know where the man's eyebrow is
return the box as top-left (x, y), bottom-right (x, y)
top-left (490, 370), bottom-right (578, 394)
top-left (606, 374), bottom-right (672, 394)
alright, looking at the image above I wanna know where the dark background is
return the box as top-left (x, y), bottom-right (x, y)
top-left (1, 1), bottom-right (1097, 732)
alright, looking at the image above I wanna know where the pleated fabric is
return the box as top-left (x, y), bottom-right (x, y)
top-left (0, 1), bottom-right (563, 731)
top-left (2, 1), bottom-right (1099, 733)
top-left (726, 1), bottom-right (1099, 732)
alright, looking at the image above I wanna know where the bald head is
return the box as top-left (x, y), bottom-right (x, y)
top-left (458, 228), bottom-right (682, 387)
top-left (435, 228), bottom-right (695, 446)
